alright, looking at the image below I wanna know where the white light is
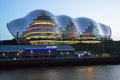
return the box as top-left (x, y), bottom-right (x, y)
top-left (2, 53), bottom-right (5, 56)
top-left (17, 53), bottom-right (19, 55)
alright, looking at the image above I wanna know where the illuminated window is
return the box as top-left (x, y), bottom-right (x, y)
top-left (31, 21), bottom-right (55, 26)
top-left (67, 52), bottom-right (69, 55)
top-left (26, 27), bottom-right (55, 31)
top-left (61, 52), bottom-right (63, 55)
top-left (23, 32), bottom-right (55, 37)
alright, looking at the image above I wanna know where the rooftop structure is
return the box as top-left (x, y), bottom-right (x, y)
top-left (0, 45), bottom-right (75, 59)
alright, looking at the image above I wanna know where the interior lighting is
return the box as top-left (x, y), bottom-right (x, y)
top-left (32, 21), bottom-right (55, 25)
top-left (24, 32), bottom-right (55, 37)
top-left (25, 36), bottom-right (56, 39)
top-left (26, 27), bottom-right (55, 31)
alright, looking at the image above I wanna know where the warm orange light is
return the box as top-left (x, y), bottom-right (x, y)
top-left (81, 41), bottom-right (101, 44)
top-left (23, 32), bottom-right (55, 37)
top-left (87, 67), bottom-right (93, 72)
top-left (26, 36), bottom-right (56, 39)
top-left (31, 20), bottom-right (55, 25)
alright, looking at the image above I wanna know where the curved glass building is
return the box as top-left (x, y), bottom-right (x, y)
top-left (75, 17), bottom-right (101, 40)
top-left (98, 23), bottom-right (111, 40)
top-left (7, 9), bottom-right (112, 45)
top-left (57, 15), bottom-right (79, 39)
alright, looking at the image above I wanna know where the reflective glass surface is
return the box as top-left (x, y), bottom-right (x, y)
top-left (75, 17), bottom-right (101, 39)
top-left (98, 23), bottom-right (111, 39)
top-left (57, 15), bottom-right (79, 39)
top-left (7, 9), bottom-right (112, 44)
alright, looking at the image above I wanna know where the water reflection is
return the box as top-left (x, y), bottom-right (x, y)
top-left (0, 65), bottom-right (120, 80)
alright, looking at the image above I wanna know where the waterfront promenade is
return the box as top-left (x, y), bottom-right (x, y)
top-left (0, 56), bottom-right (120, 67)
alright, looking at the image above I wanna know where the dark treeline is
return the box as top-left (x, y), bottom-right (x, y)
top-left (71, 40), bottom-right (120, 55)
top-left (0, 39), bottom-right (18, 45)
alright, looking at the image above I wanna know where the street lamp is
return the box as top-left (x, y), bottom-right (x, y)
top-left (17, 53), bottom-right (19, 58)
top-left (2, 53), bottom-right (5, 56)
top-left (48, 50), bottom-right (51, 59)
top-left (30, 50), bottom-right (33, 59)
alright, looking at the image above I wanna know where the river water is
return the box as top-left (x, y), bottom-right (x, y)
top-left (0, 65), bottom-right (120, 80)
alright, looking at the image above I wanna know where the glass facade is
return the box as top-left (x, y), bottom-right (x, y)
top-left (57, 15), bottom-right (79, 39)
top-left (75, 17), bottom-right (101, 40)
top-left (7, 9), bottom-right (112, 45)
top-left (98, 23), bottom-right (111, 40)
top-left (23, 12), bottom-right (61, 40)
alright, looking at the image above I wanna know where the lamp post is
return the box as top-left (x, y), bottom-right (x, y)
top-left (30, 50), bottom-right (33, 59)
top-left (102, 39), bottom-right (105, 53)
top-left (38, 51), bottom-right (39, 59)
top-left (2, 53), bottom-right (5, 56)
top-left (2, 53), bottom-right (5, 58)
top-left (48, 50), bottom-right (51, 59)
top-left (17, 53), bottom-right (19, 59)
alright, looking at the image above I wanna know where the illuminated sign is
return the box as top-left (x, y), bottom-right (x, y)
top-left (46, 46), bottom-right (57, 48)
top-left (24, 47), bottom-right (56, 51)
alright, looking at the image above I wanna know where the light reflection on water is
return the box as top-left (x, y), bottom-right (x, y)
top-left (0, 65), bottom-right (120, 80)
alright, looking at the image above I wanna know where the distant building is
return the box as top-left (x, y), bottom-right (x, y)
top-left (7, 9), bottom-right (111, 45)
